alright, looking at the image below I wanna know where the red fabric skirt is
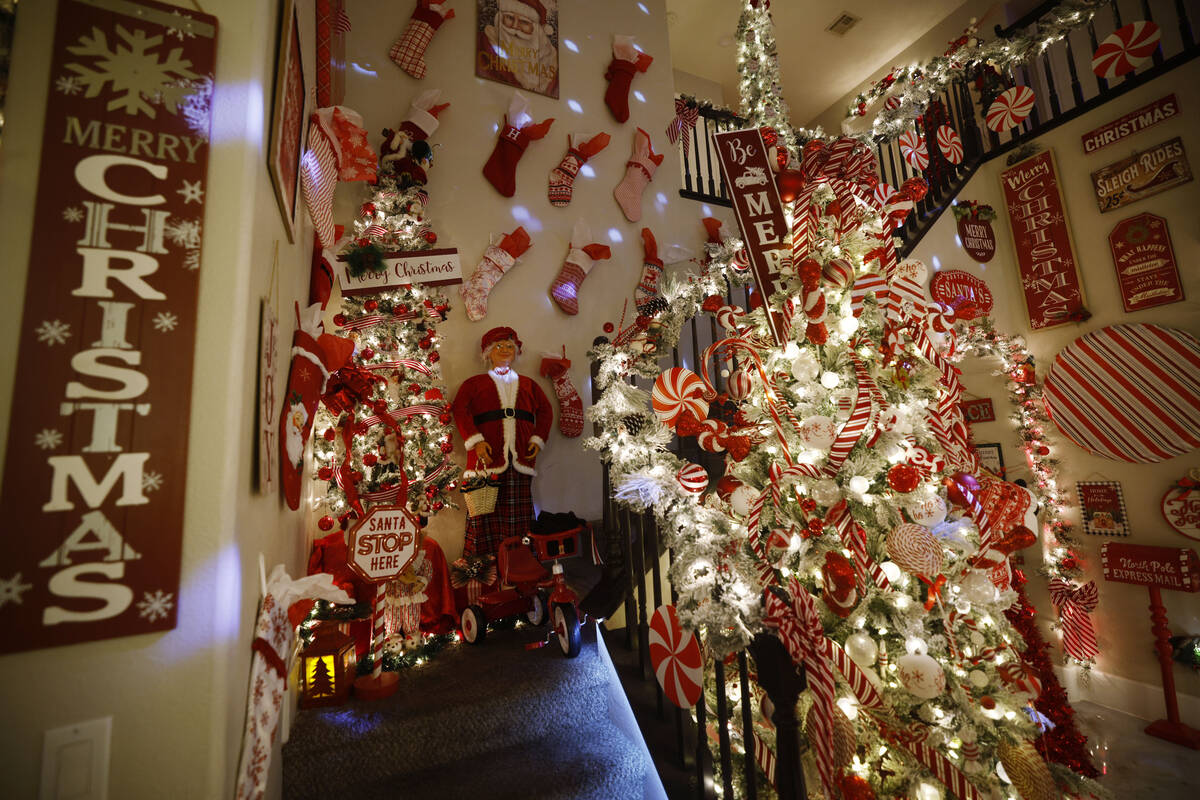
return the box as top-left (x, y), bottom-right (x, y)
top-left (464, 467), bottom-right (533, 557)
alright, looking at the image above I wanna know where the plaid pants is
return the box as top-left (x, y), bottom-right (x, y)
top-left (464, 467), bottom-right (533, 557)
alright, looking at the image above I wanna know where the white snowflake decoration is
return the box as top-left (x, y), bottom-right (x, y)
top-left (35, 320), bottom-right (71, 346)
top-left (64, 25), bottom-right (200, 118)
top-left (184, 250), bottom-right (201, 271)
top-left (177, 179), bottom-right (203, 204)
top-left (35, 429), bottom-right (64, 450)
top-left (137, 589), bottom-right (174, 622)
top-left (62, 206), bottom-right (84, 222)
top-left (0, 573), bottom-right (33, 609)
top-left (176, 76), bottom-right (213, 141)
top-left (152, 312), bottom-right (179, 332)
top-left (165, 217), bottom-right (202, 249)
top-left (164, 10), bottom-right (198, 41)
top-left (55, 75), bottom-right (82, 95)
top-left (142, 471), bottom-right (164, 492)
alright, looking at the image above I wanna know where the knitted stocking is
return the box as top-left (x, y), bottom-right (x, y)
top-left (388, 1), bottom-right (455, 79)
top-left (482, 91), bottom-right (554, 198)
top-left (548, 132), bottom-right (610, 208)
top-left (550, 220), bottom-right (611, 315)
top-left (613, 127), bottom-right (664, 222)
top-left (635, 227), bottom-right (665, 315)
top-left (540, 351), bottom-right (583, 438)
top-left (603, 35), bottom-right (653, 123)
top-left (459, 226), bottom-right (532, 322)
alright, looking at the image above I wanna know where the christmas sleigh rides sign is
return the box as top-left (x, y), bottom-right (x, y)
top-left (0, 0), bottom-right (216, 653)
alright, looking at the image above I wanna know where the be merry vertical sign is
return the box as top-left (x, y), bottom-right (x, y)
top-left (0, 0), bottom-right (216, 653)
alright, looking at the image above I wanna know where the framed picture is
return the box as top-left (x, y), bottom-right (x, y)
top-left (1078, 481), bottom-right (1130, 537)
top-left (975, 443), bottom-right (1005, 476)
top-left (268, 0), bottom-right (307, 242)
top-left (475, 0), bottom-right (560, 98)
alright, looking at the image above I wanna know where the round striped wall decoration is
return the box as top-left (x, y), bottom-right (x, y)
top-left (1043, 324), bottom-right (1200, 463)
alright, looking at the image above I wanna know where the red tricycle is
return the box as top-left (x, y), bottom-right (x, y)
top-left (459, 524), bottom-right (586, 657)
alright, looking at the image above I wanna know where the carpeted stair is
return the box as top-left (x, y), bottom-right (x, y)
top-left (283, 621), bottom-right (654, 799)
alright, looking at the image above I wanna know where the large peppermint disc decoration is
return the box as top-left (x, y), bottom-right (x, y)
top-left (899, 130), bottom-right (928, 170)
top-left (652, 367), bottom-right (709, 429)
top-left (985, 86), bottom-right (1036, 131)
top-left (936, 125), bottom-right (963, 164)
top-left (887, 523), bottom-right (943, 578)
top-left (1043, 324), bottom-right (1200, 463)
top-left (648, 604), bottom-right (704, 708)
top-left (1092, 21), bottom-right (1161, 80)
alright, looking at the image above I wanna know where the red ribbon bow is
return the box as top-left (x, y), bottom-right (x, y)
top-left (1047, 578), bottom-right (1100, 661)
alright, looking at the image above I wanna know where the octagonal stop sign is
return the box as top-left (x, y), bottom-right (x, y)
top-left (346, 505), bottom-right (422, 583)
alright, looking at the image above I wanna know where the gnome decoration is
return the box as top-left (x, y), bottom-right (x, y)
top-left (379, 88), bottom-right (450, 189)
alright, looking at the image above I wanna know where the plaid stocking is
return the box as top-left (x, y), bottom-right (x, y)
top-left (388, 1), bottom-right (455, 79)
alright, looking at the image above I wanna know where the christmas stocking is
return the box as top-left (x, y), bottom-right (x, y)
top-left (389, 1), bottom-right (455, 79)
top-left (482, 91), bottom-right (554, 198)
top-left (279, 303), bottom-right (355, 510)
top-left (540, 350), bottom-right (583, 438)
top-left (604, 35), bottom-right (653, 123)
top-left (550, 219), bottom-right (611, 315)
top-left (234, 567), bottom-right (351, 800)
top-left (460, 226), bottom-right (532, 322)
top-left (301, 107), bottom-right (377, 248)
top-left (613, 127), bottom-right (664, 223)
top-left (635, 227), bottom-right (664, 315)
top-left (548, 131), bottom-right (610, 208)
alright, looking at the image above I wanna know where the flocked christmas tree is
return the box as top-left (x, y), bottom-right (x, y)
top-left (587, 3), bottom-right (1103, 799)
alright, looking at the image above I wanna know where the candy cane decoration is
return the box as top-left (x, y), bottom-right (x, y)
top-left (829, 501), bottom-right (890, 591)
top-left (824, 359), bottom-right (874, 476)
top-left (371, 583), bottom-right (387, 679)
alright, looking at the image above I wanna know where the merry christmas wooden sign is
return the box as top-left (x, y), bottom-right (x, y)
top-left (0, 0), bottom-right (217, 653)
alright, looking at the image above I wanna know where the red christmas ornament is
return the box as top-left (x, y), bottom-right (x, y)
top-left (439, 412), bottom-right (452, 425)
top-left (317, 467), bottom-right (333, 480)
top-left (1061, 556), bottom-right (1078, 570)
top-left (775, 169), bottom-right (806, 203)
top-left (440, 440), bottom-right (453, 453)
top-left (419, 338), bottom-right (432, 349)
top-left (1035, 445), bottom-right (1050, 456)
top-left (839, 774), bottom-right (877, 800)
top-left (423, 231), bottom-right (437, 244)
top-left (603, 322), bottom-right (615, 334)
top-left (429, 352), bottom-right (440, 363)
top-left (805, 518), bottom-right (824, 537)
top-left (332, 313), bottom-right (347, 326)
top-left (361, 348), bottom-right (375, 360)
top-left (800, 498), bottom-right (817, 513)
top-left (396, 304), bottom-right (409, 315)
top-left (887, 463), bottom-right (922, 493)
top-left (980, 695), bottom-right (996, 710)
top-left (317, 515), bottom-right (335, 531)
top-left (323, 428), bottom-right (337, 442)
top-left (432, 501), bottom-right (444, 511)
top-left (351, 470), bottom-right (364, 482)
top-left (364, 300), bottom-right (379, 311)
top-left (409, 383), bottom-right (421, 393)
top-left (999, 525), bottom-right (1038, 553)
top-left (363, 453), bottom-right (378, 467)
top-left (945, 471), bottom-right (981, 507)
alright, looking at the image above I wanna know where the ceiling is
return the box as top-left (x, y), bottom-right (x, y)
top-left (666, 0), bottom-right (968, 126)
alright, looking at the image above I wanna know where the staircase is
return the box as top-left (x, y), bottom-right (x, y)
top-left (282, 622), bottom-right (659, 799)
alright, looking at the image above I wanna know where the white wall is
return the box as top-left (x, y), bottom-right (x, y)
top-left (910, 63), bottom-right (1200, 708)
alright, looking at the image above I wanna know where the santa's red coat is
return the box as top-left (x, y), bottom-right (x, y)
top-left (453, 369), bottom-right (552, 476)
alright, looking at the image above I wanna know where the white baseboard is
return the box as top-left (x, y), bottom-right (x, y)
top-left (1055, 664), bottom-right (1200, 723)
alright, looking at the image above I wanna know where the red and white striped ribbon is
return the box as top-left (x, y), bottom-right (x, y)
top-left (823, 359), bottom-right (873, 476)
top-left (363, 224), bottom-right (388, 239)
top-left (828, 501), bottom-right (889, 591)
top-left (881, 730), bottom-right (984, 800)
top-left (365, 357), bottom-right (433, 375)
top-left (849, 272), bottom-right (888, 318)
top-left (371, 583), bottom-right (387, 679)
top-left (1048, 578), bottom-right (1100, 660)
top-left (752, 731), bottom-right (777, 788)
top-left (359, 404), bottom-right (443, 428)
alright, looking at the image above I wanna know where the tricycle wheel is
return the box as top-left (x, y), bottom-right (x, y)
top-left (461, 605), bottom-right (487, 645)
top-left (526, 591), bottom-right (548, 626)
top-left (552, 602), bottom-right (581, 658)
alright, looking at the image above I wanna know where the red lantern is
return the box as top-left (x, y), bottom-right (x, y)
top-left (299, 622), bottom-right (356, 708)
top-left (887, 464), bottom-right (922, 493)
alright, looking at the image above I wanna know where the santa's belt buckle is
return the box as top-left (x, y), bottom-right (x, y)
top-left (503, 408), bottom-right (516, 418)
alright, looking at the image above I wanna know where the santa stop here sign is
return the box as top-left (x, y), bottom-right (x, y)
top-left (346, 506), bottom-right (422, 583)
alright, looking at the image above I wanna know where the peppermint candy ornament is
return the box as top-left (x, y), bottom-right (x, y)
top-left (649, 605), bottom-right (704, 708)
top-left (873, 181), bottom-right (897, 210)
top-left (732, 247), bottom-right (751, 272)
top-left (937, 125), bottom-right (963, 164)
top-left (907, 445), bottom-right (946, 474)
top-left (652, 367), bottom-right (709, 429)
top-left (899, 130), bottom-right (928, 170)
top-left (727, 368), bottom-right (754, 402)
top-left (887, 523), bottom-right (943, 577)
top-left (821, 258), bottom-right (855, 290)
top-left (1092, 21), bottom-right (1160, 80)
top-left (676, 462), bottom-right (708, 494)
top-left (986, 86), bottom-right (1036, 131)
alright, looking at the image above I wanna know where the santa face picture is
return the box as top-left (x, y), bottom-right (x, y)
top-left (476, 0), bottom-right (559, 98)
top-left (285, 398), bottom-right (309, 469)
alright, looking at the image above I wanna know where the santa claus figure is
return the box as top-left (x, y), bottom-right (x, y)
top-left (453, 327), bottom-right (553, 556)
top-left (478, 0), bottom-right (559, 97)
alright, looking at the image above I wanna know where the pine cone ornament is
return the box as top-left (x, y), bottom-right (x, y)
top-left (805, 704), bottom-right (856, 769)
top-left (997, 738), bottom-right (1058, 800)
top-left (622, 415), bottom-right (646, 435)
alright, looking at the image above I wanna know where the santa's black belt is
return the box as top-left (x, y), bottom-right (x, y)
top-left (474, 408), bottom-right (535, 424)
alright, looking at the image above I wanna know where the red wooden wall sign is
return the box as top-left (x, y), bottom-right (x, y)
top-left (0, 0), bottom-right (217, 653)
top-left (1108, 213), bottom-right (1183, 312)
top-left (1100, 542), bottom-right (1200, 592)
top-left (712, 128), bottom-right (790, 343)
top-left (1000, 150), bottom-right (1087, 329)
top-left (929, 270), bottom-right (994, 315)
top-left (1081, 94), bottom-right (1179, 154)
top-left (959, 398), bottom-right (996, 423)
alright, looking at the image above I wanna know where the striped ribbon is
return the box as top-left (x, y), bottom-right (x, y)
top-left (823, 358), bottom-right (873, 476)
top-left (371, 583), bottom-right (387, 679)
top-left (700, 337), bottom-right (798, 463)
top-left (665, 97), bottom-right (699, 160)
top-left (333, 4), bottom-right (352, 33)
top-left (363, 224), bottom-right (388, 239)
top-left (1048, 578), bottom-right (1100, 661)
top-left (828, 501), bottom-right (889, 591)
top-left (359, 404), bottom-right (443, 427)
top-left (752, 731), bottom-right (777, 788)
top-left (849, 272), bottom-right (888, 318)
top-left (365, 357), bottom-right (433, 376)
top-left (878, 728), bottom-right (984, 800)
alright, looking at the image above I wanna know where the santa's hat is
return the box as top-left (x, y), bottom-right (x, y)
top-left (497, 0), bottom-right (552, 30)
top-left (481, 326), bottom-right (522, 353)
top-left (399, 88), bottom-right (450, 141)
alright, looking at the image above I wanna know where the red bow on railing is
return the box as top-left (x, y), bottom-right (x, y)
top-left (1048, 578), bottom-right (1099, 661)
top-left (666, 97), bottom-right (700, 160)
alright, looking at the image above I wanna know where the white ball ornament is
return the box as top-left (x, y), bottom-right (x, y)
top-left (838, 315), bottom-right (860, 335)
top-left (907, 494), bottom-right (947, 527)
top-left (879, 561), bottom-right (902, 583)
top-left (820, 371), bottom-right (842, 389)
top-left (968, 669), bottom-right (990, 689)
top-left (811, 478), bottom-right (842, 506)
top-left (844, 632), bottom-right (878, 667)
top-left (897, 648), bottom-right (946, 700)
top-left (848, 475), bottom-right (871, 495)
top-left (729, 484), bottom-right (757, 517)
top-left (790, 350), bottom-right (820, 383)
top-left (799, 415), bottom-right (837, 451)
top-left (960, 569), bottom-right (999, 605)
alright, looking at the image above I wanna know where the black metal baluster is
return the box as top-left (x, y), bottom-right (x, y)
top-left (714, 657), bottom-right (735, 800)
top-left (622, 505), bottom-right (635, 651)
top-left (749, 634), bottom-right (807, 800)
top-left (1041, 51), bottom-right (1062, 117)
top-left (696, 695), bottom-right (711, 799)
top-left (1018, 63), bottom-right (1041, 134)
top-left (956, 80), bottom-right (983, 162)
top-left (1064, 29), bottom-right (1086, 107)
top-left (648, 510), bottom-right (664, 718)
top-left (633, 508), bottom-right (648, 678)
top-left (1110, 0), bottom-right (1127, 88)
top-left (886, 140), bottom-right (900, 190)
top-left (738, 651), bottom-right (758, 799)
top-left (1142, 0), bottom-right (1164, 66)
top-left (691, 117), bottom-right (704, 199)
top-left (1178, 0), bottom-right (1196, 48)
top-left (1088, 21), bottom-right (1110, 97)
top-left (681, 105), bottom-right (695, 194)
top-left (704, 115), bottom-right (718, 197)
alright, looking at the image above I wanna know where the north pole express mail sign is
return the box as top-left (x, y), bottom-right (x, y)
top-left (1000, 150), bottom-right (1086, 330)
top-left (0, 0), bottom-right (216, 653)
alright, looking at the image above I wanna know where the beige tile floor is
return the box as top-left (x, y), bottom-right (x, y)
top-left (1074, 700), bottom-right (1199, 799)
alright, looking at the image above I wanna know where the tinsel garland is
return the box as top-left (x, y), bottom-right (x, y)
top-left (844, 0), bottom-right (1110, 141)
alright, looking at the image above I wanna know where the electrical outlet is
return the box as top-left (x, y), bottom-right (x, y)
top-left (40, 717), bottom-right (111, 800)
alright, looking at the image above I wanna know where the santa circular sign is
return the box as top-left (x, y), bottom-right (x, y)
top-left (929, 270), bottom-right (994, 315)
top-left (1161, 470), bottom-right (1200, 542)
top-left (1044, 324), bottom-right (1200, 463)
top-left (346, 505), bottom-right (422, 583)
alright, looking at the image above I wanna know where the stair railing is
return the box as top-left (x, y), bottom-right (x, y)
top-left (675, 0), bottom-right (1199, 257)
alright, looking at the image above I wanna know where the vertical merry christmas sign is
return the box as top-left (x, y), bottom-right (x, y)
top-left (1000, 150), bottom-right (1086, 330)
top-left (0, 0), bottom-right (216, 654)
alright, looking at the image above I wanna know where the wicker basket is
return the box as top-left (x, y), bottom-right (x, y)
top-left (461, 475), bottom-right (501, 517)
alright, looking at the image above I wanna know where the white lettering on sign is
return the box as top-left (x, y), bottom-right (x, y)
top-left (337, 250), bottom-right (463, 293)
